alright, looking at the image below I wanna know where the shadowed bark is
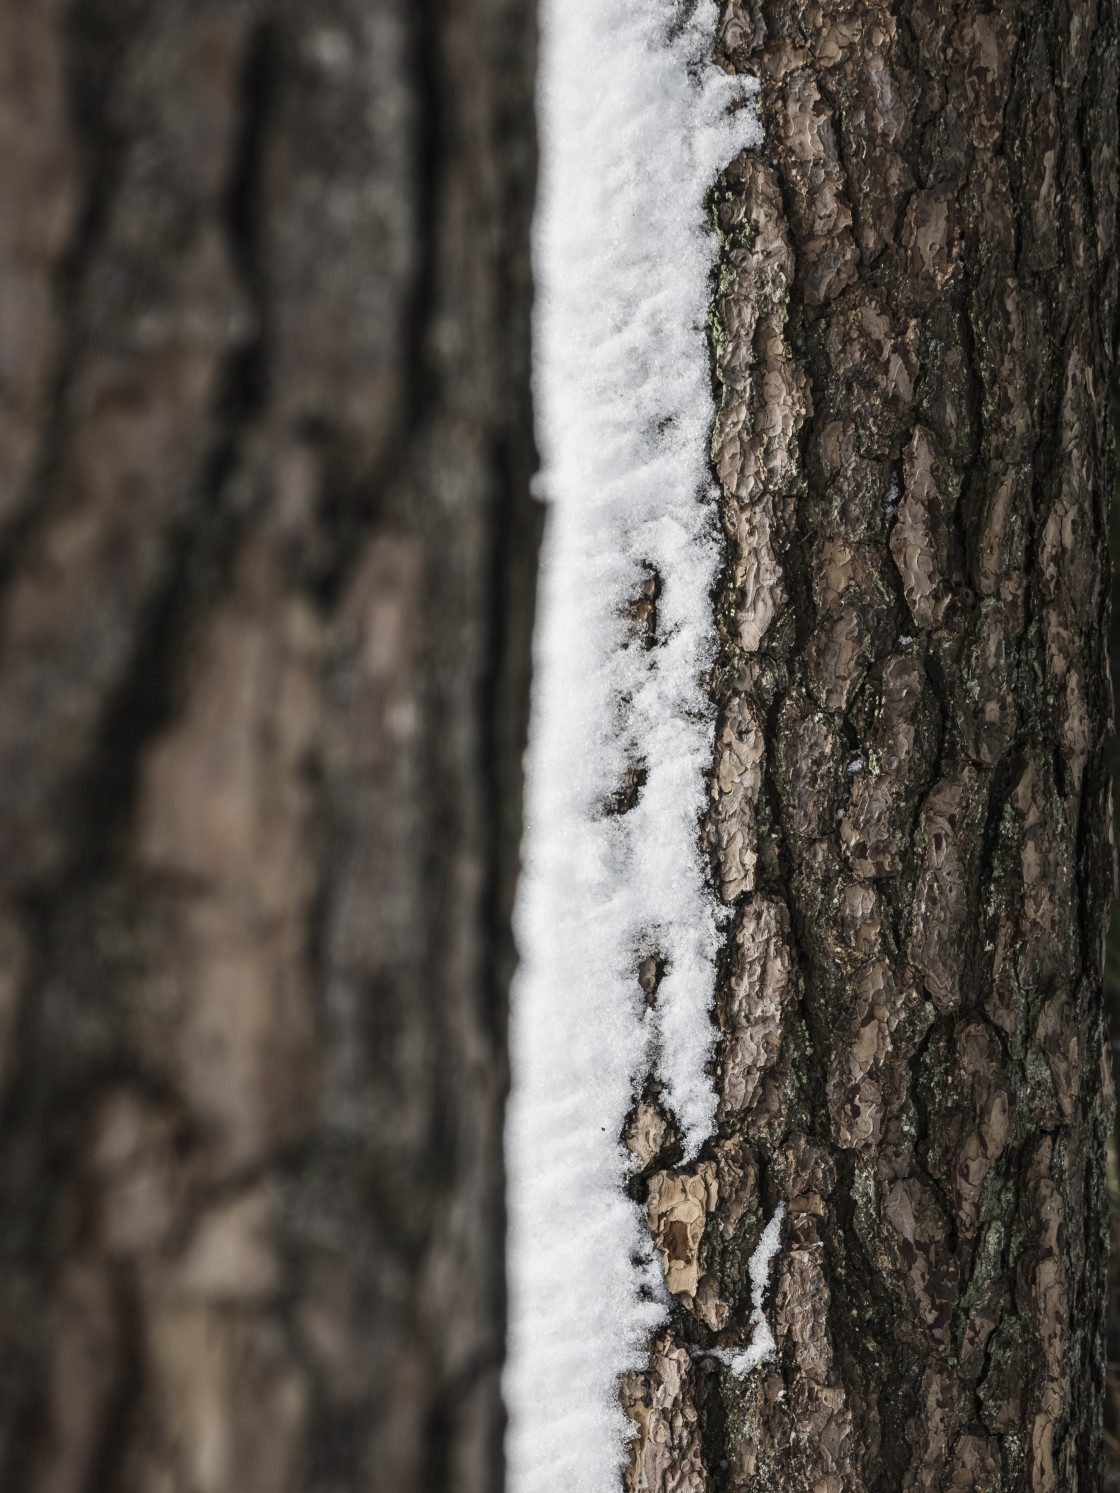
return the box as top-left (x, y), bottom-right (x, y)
top-left (622, 2), bottom-right (1119, 1490)
top-left (0, 3), bottom-right (539, 1491)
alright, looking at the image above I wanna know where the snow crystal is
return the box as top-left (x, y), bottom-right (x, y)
top-left (505, 2), bottom-right (760, 1490)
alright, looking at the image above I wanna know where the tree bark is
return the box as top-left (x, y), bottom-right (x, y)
top-left (0, 3), bottom-right (538, 1491)
top-left (623, 2), bottom-right (1119, 1490)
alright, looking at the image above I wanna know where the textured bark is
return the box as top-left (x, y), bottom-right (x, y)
top-left (624, 2), bottom-right (1119, 1490)
top-left (0, 4), bottom-right (538, 1492)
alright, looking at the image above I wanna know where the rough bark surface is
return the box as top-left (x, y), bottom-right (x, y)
top-left (624, 2), bottom-right (1119, 1490)
top-left (0, 3), bottom-right (538, 1492)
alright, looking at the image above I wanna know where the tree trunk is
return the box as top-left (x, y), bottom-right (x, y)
top-left (623, 2), bottom-right (1119, 1490)
top-left (0, 4), bottom-right (538, 1492)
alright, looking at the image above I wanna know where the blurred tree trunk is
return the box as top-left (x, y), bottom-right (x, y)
top-left (623, 2), bottom-right (1119, 1490)
top-left (0, 2), bottom-right (538, 1491)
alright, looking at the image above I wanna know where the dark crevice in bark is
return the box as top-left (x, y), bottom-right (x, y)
top-left (411, 18), bottom-right (471, 1493)
top-left (58, 17), bottom-right (276, 887)
top-left (308, 1), bottom-right (441, 616)
top-left (223, 19), bottom-right (275, 412)
top-left (83, 1262), bottom-right (145, 1493)
top-left (0, 0), bottom-right (136, 586)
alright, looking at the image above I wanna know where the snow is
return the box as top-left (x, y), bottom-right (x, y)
top-left (730, 1201), bottom-right (786, 1375)
top-left (697, 1202), bottom-right (786, 1377)
top-left (505, 3), bottom-right (761, 1490)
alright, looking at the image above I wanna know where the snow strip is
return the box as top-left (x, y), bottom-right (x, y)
top-left (720, 1202), bottom-right (786, 1377)
top-left (505, 3), bottom-right (761, 1491)
top-left (701, 1200), bottom-right (788, 1373)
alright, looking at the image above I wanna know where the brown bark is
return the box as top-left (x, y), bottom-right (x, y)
top-left (0, 3), bottom-right (538, 1492)
top-left (623, 2), bottom-right (1119, 1490)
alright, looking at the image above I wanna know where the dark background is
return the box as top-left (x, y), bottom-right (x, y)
top-left (1104, 380), bottom-right (1120, 1485)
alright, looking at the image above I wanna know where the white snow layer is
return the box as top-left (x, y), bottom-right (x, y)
top-left (505, 4), bottom-right (762, 1491)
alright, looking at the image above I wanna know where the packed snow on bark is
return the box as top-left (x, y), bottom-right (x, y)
top-left (505, 4), bottom-right (760, 1489)
top-left (701, 1201), bottom-right (787, 1378)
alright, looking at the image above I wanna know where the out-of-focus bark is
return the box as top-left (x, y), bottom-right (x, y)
top-left (0, 3), bottom-right (539, 1491)
top-left (623, 2), bottom-right (1119, 1490)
